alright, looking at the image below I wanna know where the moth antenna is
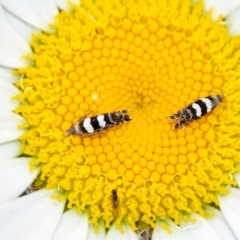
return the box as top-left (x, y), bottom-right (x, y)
top-left (206, 90), bottom-right (221, 95)
top-left (215, 99), bottom-right (224, 112)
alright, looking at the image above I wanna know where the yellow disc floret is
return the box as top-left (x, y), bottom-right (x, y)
top-left (15, 0), bottom-right (240, 230)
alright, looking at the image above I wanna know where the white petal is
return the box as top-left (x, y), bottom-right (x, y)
top-left (1, 0), bottom-right (58, 31)
top-left (152, 221), bottom-right (186, 240)
top-left (0, 108), bottom-right (25, 127)
top-left (52, 209), bottom-right (88, 240)
top-left (206, 206), bottom-right (237, 240)
top-left (55, 0), bottom-right (80, 10)
top-left (0, 5), bottom-right (30, 68)
top-left (106, 223), bottom-right (139, 240)
top-left (204, 0), bottom-right (240, 20)
top-left (0, 157), bottom-right (39, 203)
top-left (0, 108), bottom-right (25, 144)
top-left (0, 66), bottom-right (18, 83)
top-left (227, 6), bottom-right (240, 35)
top-left (0, 189), bottom-right (65, 240)
top-left (0, 78), bottom-right (20, 111)
top-left (182, 214), bottom-right (224, 240)
top-left (0, 129), bottom-right (25, 144)
top-left (4, 7), bottom-right (40, 43)
top-left (219, 187), bottom-right (240, 239)
top-left (87, 221), bottom-right (106, 240)
top-left (234, 172), bottom-right (240, 186)
top-left (0, 140), bottom-right (21, 160)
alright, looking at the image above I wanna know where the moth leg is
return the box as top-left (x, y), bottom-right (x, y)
top-left (76, 107), bottom-right (93, 122)
top-left (86, 105), bottom-right (94, 116)
top-left (97, 131), bottom-right (105, 138)
top-left (84, 132), bottom-right (96, 137)
top-left (115, 120), bottom-right (124, 125)
top-left (168, 112), bottom-right (181, 120)
top-left (173, 118), bottom-right (190, 130)
top-left (79, 135), bottom-right (85, 149)
top-left (80, 110), bottom-right (92, 120)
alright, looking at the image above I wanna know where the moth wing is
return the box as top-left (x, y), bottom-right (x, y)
top-left (174, 118), bottom-right (194, 130)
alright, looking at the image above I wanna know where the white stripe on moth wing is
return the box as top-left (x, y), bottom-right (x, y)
top-left (97, 115), bottom-right (106, 128)
top-left (83, 117), bottom-right (95, 133)
top-left (192, 103), bottom-right (202, 117)
top-left (201, 98), bottom-right (213, 113)
top-left (108, 113), bottom-right (114, 123)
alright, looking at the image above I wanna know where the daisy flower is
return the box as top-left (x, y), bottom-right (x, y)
top-left (1, 0), bottom-right (240, 239)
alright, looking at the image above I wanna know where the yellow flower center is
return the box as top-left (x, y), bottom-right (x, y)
top-left (16, 0), bottom-right (240, 230)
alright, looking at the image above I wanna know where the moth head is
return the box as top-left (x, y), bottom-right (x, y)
top-left (124, 114), bottom-right (132, 121)
top-left (217, 94), bottom-right (224, 102)
top-left (66, 125), bottom-right (77, 135)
